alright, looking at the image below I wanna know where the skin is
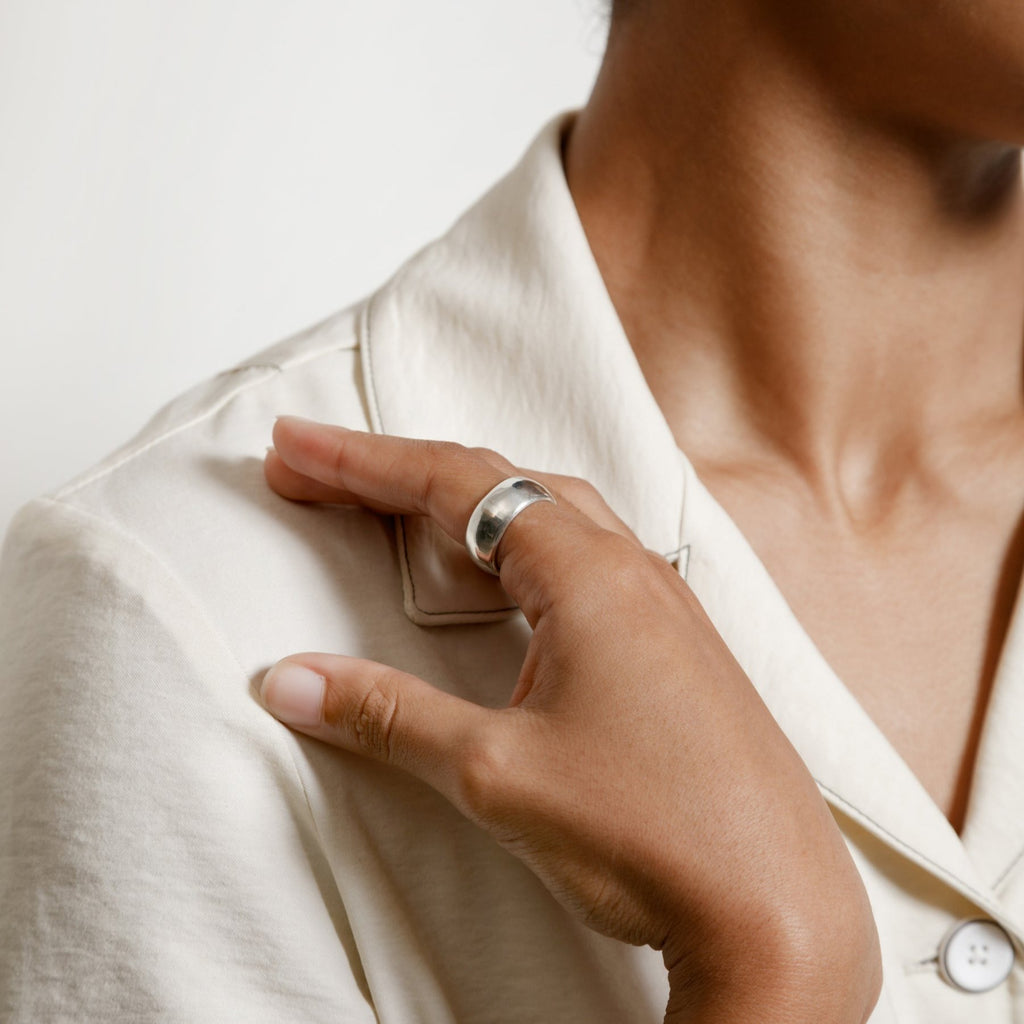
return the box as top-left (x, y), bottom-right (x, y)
top-left (261, 0), bottom-right (1024, 1016)
top-left (568, 0), bottom-right (1024, 831)
top-left (263, 419), bottom-right (881, 1022)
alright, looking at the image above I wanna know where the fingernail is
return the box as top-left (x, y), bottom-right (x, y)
top-left (260, 662), bottom-right (326, 728)
top-left (274, 414), bottom-right (352, 432)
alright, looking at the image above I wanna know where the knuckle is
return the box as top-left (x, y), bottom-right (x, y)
top-left (330, 432), bottom-right (353, 483)
top-left (643, 547), bottom-right (690, 593)
top-left (325, 673), bottom-right (400, 761)
top-left (641, 546), bottom-right (672, 575)
top-left (455, 718), bottom-right (520, 825)
top-left (557, 474), bottom-right (602, 506)
top-left (573, 476), bottom-right (602, 501)
top-left (422, 438), bottom-right (464, 461)
top-left (467, 445), bottom-right (510, 469)
top-left (591, 528), bottom-right (645, 569)
top-left (594, 536), bottom-right (660, 599)
top-left (417, 461), bottom-right (443, 515)
top-left (417, 440), bottom-right (465, 511)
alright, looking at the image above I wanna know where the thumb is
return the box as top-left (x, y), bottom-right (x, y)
top-left (260, 653), bottom-right (494, 801)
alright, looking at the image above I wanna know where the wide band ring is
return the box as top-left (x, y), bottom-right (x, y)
top-left (465, 476), bottom-right (556, 576)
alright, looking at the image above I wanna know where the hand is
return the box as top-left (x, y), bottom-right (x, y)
top-left (262, 416), bottom-right (881, 1023)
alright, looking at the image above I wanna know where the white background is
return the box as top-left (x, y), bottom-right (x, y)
top-left (0, 1), bottom-right (604, 538)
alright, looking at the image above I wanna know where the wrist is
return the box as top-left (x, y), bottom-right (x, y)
top-left (661, 894), bottom-right (882, 1024)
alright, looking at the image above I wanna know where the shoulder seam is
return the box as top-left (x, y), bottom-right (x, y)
top-left (57, 332), bottom-right (362, 500)
top-left (57, 364), bottom-right (280, 498)
top-left (233, 327), bottom-right (360, 374)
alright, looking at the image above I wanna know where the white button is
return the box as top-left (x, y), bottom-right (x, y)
top-left (938, 919), bottom-right (1015, 993)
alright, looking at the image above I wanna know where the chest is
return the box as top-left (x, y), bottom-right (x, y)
top-left (698, 471), bottom-right (1024, 833)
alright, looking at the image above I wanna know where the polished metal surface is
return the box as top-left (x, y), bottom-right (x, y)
top-left (465, 476), bottom-right (556, 575)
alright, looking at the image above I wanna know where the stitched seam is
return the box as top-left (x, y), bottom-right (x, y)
top-left (818, 781), bottom-right (998, 909)
top-left (361, 294), bottom-right (386, 434)
top-left (398, 516), bottom-right (518, 617)
top-left (59, 332), bottom-right (362, 500)
top-left (825, 785), bottom-right (1024, 952)
top-left (232, 324), bottom-right (360, 373)
top-left (675, 448), bottom-right (690, 567)
top-left (995, 845), bottom-right (1024, 890)
top-left (363, 292), bottom-right (452, 619)
top-left (56, 365), bottom-right (281, 497)
top-left (400, 540), bottom-right (688, 621)
top-left (364, 291), bottom-right (685, 618)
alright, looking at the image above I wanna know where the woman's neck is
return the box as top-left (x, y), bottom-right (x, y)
top-left (566, 4), bottom-right (1024, 521)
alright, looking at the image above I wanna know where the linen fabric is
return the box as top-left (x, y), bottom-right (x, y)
top-left (2, 113), bottom-right (1023, 1023)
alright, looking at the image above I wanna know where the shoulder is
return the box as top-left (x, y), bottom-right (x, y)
top-left (3, 298), bottom-right (425, 678)
top-left (54, 301), bottom-right (366, 512)
top-left (2, 115), bottom-right (576, 666)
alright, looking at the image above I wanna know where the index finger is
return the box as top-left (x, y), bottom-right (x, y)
top-left (271, 417), bottom-right (606, 620)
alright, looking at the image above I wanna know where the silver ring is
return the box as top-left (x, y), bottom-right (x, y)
top-left (465, 476), bottom-right (556, 575)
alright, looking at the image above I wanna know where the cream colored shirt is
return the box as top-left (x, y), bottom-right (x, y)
top-left (2, 113), bottom-right (1023, 1023)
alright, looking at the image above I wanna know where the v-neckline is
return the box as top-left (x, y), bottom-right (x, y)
top-left (675, 448), bottom-right (1024, 910)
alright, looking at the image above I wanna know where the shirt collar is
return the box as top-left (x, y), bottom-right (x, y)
top-left (680, 468), bottom-right (1024, 933)
top-left (360, 112), bottom-right (686, 625)
top-left (356, 112), bottom-right (1024, 926)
